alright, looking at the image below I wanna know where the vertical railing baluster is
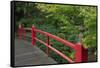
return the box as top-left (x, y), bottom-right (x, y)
top-left (18, 24), bottom-right (22, 40)
top-left (23, 27), bottom-right (26, 45)
top-left (46, 35), bottom-right (50, 56)
top-left (32, 25), bottom-right (36, 45)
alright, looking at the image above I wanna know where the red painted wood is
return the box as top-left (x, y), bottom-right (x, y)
top-left (46, 35), bottom-right (49, 56)
top-left (18, 25), bottom-right (23, 40)
top-left (75, 43), bottom-right (82, 62)
top-left (23, 29), bottom-right (26, 41)
top-left (31, 25), bottom-right (36, 45)
top-left (35, 29), bottom-right (76, 49)
top-left (18, 25), bottom-right (88, 63)
top-left (35, 37), bottom-right (74, 63)
top-left (81, 46), bottom-right (88, 62)
top-left (75, 43), bottom-right (88, 63)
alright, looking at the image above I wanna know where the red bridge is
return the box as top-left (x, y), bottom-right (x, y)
top-left (16, 24), bottom-right (88, 66)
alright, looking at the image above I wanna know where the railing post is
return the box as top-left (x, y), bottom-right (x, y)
top-left (23, 28), bottom-right (26, 42)
top-left (31, 25), bottom-right (36, 45)
top-left (75, 43), bottom-right (88, 63)
top-left (18, 24), bottom-right (22, 40)
top-left (46, 35), bottom-right (50, 56)
top-left (81, 46), bottom-right (88, 62)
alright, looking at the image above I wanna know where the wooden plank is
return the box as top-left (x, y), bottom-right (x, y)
top-left (15, 38), bottom-right (57, 66)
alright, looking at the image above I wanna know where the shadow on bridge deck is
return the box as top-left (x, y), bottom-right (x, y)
top-left (15, 38), bottom-right (57, 66)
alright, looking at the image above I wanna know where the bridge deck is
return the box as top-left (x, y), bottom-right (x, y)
top-left (15, 38), bottom-right (57, 66)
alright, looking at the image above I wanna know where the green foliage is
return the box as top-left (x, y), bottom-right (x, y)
top-left (80, 7), bottom-right (97, 48)
top-left (15, 2), bottom-right (97, 63)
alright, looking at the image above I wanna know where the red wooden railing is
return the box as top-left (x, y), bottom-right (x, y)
top-left (18, 24), bottom-right (88, 63)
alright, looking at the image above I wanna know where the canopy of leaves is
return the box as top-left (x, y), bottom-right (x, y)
top-left (15, 2), bottom-right (97, 63)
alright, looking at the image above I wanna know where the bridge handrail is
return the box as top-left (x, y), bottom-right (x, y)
top-left (18, 24), bottom-right (88, 63)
